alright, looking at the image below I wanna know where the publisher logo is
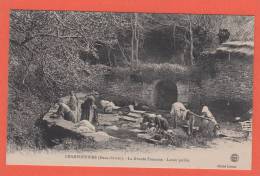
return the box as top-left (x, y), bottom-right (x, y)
top-left (230, 154), bottom-right (239, 162)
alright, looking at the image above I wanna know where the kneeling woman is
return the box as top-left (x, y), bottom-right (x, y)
top-left (56, 99), bottom-right (76, 123)
top-left (81, 96), bottom-right (98, 126)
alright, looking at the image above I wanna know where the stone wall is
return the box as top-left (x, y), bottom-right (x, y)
top-left (201, 52), bottom-right (253, 104)
top-left (101, 77), bottom-right (191, 110)
top-left (98, 47), bottom-right (253, 115)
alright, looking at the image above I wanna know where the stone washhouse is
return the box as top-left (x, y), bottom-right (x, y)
top-left (102, 41), bottom-right (253, 120)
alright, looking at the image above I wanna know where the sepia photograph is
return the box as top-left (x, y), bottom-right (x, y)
top-left (6, 10), bottom-right (254, 169)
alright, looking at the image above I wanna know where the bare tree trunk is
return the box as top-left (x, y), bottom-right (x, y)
top-left (134, 13), bottom-right (139, 65)
top-left (107, 48), bottom-right (112, 66)
top-left (117, 41), bottom-right (130, 65)
top-left (131, 13), bottom-right (139, 67)
top-left (22, 52), bottom-right (34, 87)
top-left (188, 16), bottom-right (195, 65)
top-left (173, 24), bottom-right (176, 49)
top-left (180, 51), bottom-right (185, 65)
top-left (131, 16), bottom-right (135, 67)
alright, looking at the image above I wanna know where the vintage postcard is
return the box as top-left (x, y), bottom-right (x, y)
top-left (0, 0), bottom-right (259, 176)
top-left (6, 9), bottom-right (254, 169)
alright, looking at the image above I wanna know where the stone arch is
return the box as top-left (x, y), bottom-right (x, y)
top-left (154, 80), bottom-right (178, 110)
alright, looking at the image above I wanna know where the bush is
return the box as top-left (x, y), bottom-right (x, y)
top-left (109, 63), bottom-right (191, 83)
top-left (7, 87), bottom-right (50, 151)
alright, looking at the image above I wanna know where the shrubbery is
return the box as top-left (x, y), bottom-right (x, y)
top-left (109, 63), bottom-right (191, 83)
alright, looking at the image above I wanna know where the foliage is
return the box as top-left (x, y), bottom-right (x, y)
top-left (8, 10), bottom-right (254, 150)
top-left (9, 11), bottom-right (254, 97)
top-left (217, 29), bottom-right (230, 44)
top-left (9, 11), bottom-right (125, 99)
top-left (109, 63), bottom-right (191, 83)
top-left (7, 87), bottom-right (50, 151)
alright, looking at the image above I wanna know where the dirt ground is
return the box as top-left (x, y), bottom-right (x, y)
top-left (43, 92), bottom-right (251, 153)
top-left (87, 113), bottom-right (251, 152)
top-left (7, 107), bottom-right (252, 169)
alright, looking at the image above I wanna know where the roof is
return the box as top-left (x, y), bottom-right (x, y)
top-left (216, 41), bottom-right (254, 57)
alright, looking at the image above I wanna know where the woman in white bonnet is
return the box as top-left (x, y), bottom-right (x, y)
top-left (201, 104), bottom-right (220, 136)
top-left (201, 105), bottom-right (214, 119)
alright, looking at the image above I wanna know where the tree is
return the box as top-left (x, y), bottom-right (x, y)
top-left (131, 13), bottom-right (140, 67)
top-left (217, 28), bottom-right (230, 44)
top-left (9, 10), bottom-right (132, 98)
